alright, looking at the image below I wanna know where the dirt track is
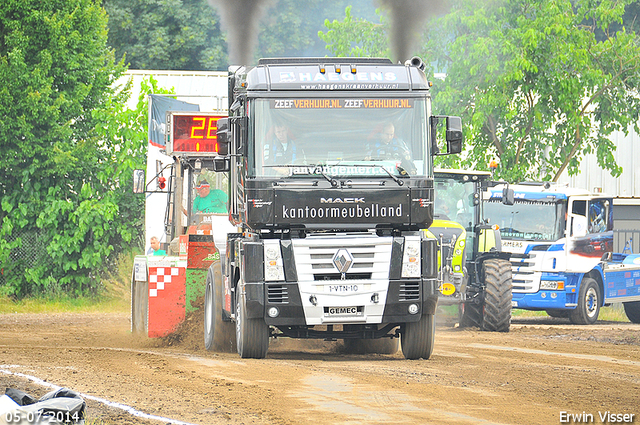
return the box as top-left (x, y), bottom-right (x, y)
top-left (1, 310), bottom-right (639, 425)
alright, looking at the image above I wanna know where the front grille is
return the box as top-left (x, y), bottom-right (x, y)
top-left (268, 285), bottom-right (289, 304)
top-left (399, 282), bottom-right (420, 301)
top-left (510, 251), bottom-right (544, 293)
top-left (292, 234), bottom-right (393, 283)
top-left (313, 273), bottom-right (372, 281)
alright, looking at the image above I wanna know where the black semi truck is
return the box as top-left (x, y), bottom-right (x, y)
top-left (204, 57), bottom-right (462, 359)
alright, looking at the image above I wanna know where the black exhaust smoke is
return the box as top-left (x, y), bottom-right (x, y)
top-left (376, 0), bottom-right (450, 63)
top-left (207, 0), bottom-right (275, 66)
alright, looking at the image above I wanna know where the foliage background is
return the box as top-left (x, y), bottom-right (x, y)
top-left (104, 0), bottom-right (379, 71)
top-left (0, 0), bottom-right (151, 297)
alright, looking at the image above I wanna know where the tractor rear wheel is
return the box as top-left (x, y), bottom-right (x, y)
top-left (481, 259), bottom-right (512, 332)
top-left (459, 299), bottom-right (483, 328)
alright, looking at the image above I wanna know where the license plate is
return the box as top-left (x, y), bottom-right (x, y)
top-left (327, 284), bottom-right (360, 293)
top-left (324, 306), bottom-right (363, 317)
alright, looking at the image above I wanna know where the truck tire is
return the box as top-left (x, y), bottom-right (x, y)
top-left (482, 259), bottom-right (512, 332)
top-left (546, 309), bottom-right (570, 319)
top-left (131, 271), bottom-right (148, 336)
top-left (235, 290), bottom-right (269, 359)
top-left (622, 301), bottom-right (640, 324)
top-left (342, 338), bottom-right (399, 355)
top-left (458, 300), bottom-right (483, 329)
top-left (569, 277), bottom-right (601, 325)
top-left (400, 313), bottom-right (435, 360)
top-left (204, 261), bottom-right (236, 352)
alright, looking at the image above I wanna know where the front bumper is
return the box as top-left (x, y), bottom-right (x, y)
top-left (248, 278), bottom-right (438, 327)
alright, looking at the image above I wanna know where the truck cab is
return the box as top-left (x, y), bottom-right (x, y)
top-left (484, 182), bottom-right (613, 324)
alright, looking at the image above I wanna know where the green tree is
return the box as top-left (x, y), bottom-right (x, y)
top-left (318, 6), bottom-right (389, 58)
top-left (104, 0), bottom-right (227, 70)
top-left (257, 0), bottom-right (380, 59)
top-left (422, 0), bottom-right (640, 182)
top-left (0, 0), bottom-right (148, 297)
top-left (104, 0), bottom-right (379, 70)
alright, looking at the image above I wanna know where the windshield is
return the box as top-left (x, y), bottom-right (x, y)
top-left (484, 200), bottom-right (564, 241)
top-left (182, 167), bottom-right (228, 227)
top-left (250, 98), bottom-right (429, 178)
top-left (434, 177), bottom-right (475, 229)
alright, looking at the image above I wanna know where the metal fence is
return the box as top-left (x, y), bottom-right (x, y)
top-left (0, 229), bottom-right (50, 286)
top-left (614, 229), bottom-right (640, 254)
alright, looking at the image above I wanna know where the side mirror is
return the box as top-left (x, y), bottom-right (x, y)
top-left (502, 187), bottom-right (515, 206)
top-left (445, 116), bottom-right (463, 154)
top-left (216, 118), bottom-right (229, 156)
top-left (133, 169), bottom-right (145, 194)
top-left (213, 157), bottom-right (230, 172)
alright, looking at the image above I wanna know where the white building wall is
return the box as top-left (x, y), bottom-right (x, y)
top-left (557, 125), bottom-right (640, 232)
top-left (118, 69), bottom-right (229, 112)
top-left (557, 126), bottom-right (640, 197)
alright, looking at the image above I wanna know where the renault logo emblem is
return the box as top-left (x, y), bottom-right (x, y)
top-left (333, 249), bottom-right (353, 274)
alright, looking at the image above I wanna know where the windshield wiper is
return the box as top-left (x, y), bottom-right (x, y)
top-left (308, 164), bottom-right (338, 187)
top-left (324, 162), bottom-right (405, 186)
top-left (266, 164), bottom-right (339, 187)
top-left (266, 163), bottom-right (404, 187)
top-left (375, 165), bottom-right (404, 186)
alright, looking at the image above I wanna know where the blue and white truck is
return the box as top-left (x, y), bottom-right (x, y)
top-left (484, 182), bottom-right (640, 324)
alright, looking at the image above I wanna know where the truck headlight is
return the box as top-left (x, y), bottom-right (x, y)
top-left (264, 240), bottom-right (284, 281)
top-left (402, 237), bottom-right (421, 278)
top-left (540, 280), bottom-right (564, 290)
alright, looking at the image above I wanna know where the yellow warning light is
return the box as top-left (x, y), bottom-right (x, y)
top-left (440, 283), bottom-right (456, 296)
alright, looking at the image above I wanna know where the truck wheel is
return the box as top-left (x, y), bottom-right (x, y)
top-left (400, 313), bottom-right (435, 360)
top-left (569, 277), bottom-right (601, 325)
top-left (235, 290), bottom-right (269, 359)
top-left (458, 300), bottom-right (483, 328)
top-left (131, 271), bottom-right (148, 336)
top-left (482, 259), bottom-right (512, 332)
top-left (342, 338), bottom-right (399, 355)
top-left (622, 301), bottom-right (640, 324)
top-left (546, 309), bottom-right (570, 318)
top-left (204, 261), bottom-right (236, 352)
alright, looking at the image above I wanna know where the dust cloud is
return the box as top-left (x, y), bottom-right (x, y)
top-left (207, 0), bottom-right (275, 66)
top-left (208, 0), bottom-right (451, 67)
top-left (376, 0), bottom-right (451, 63)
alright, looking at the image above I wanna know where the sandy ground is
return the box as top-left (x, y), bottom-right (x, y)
top-left (1, 309), bottom-right (639, 425)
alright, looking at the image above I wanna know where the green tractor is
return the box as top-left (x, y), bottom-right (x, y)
top-left (427, 169), bottom-right (513, 332)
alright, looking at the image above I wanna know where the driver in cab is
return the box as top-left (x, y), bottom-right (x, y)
top-left (365, 122), bottom-right (416, 174)
top-left (185, 178), bottom-right (227, 215)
